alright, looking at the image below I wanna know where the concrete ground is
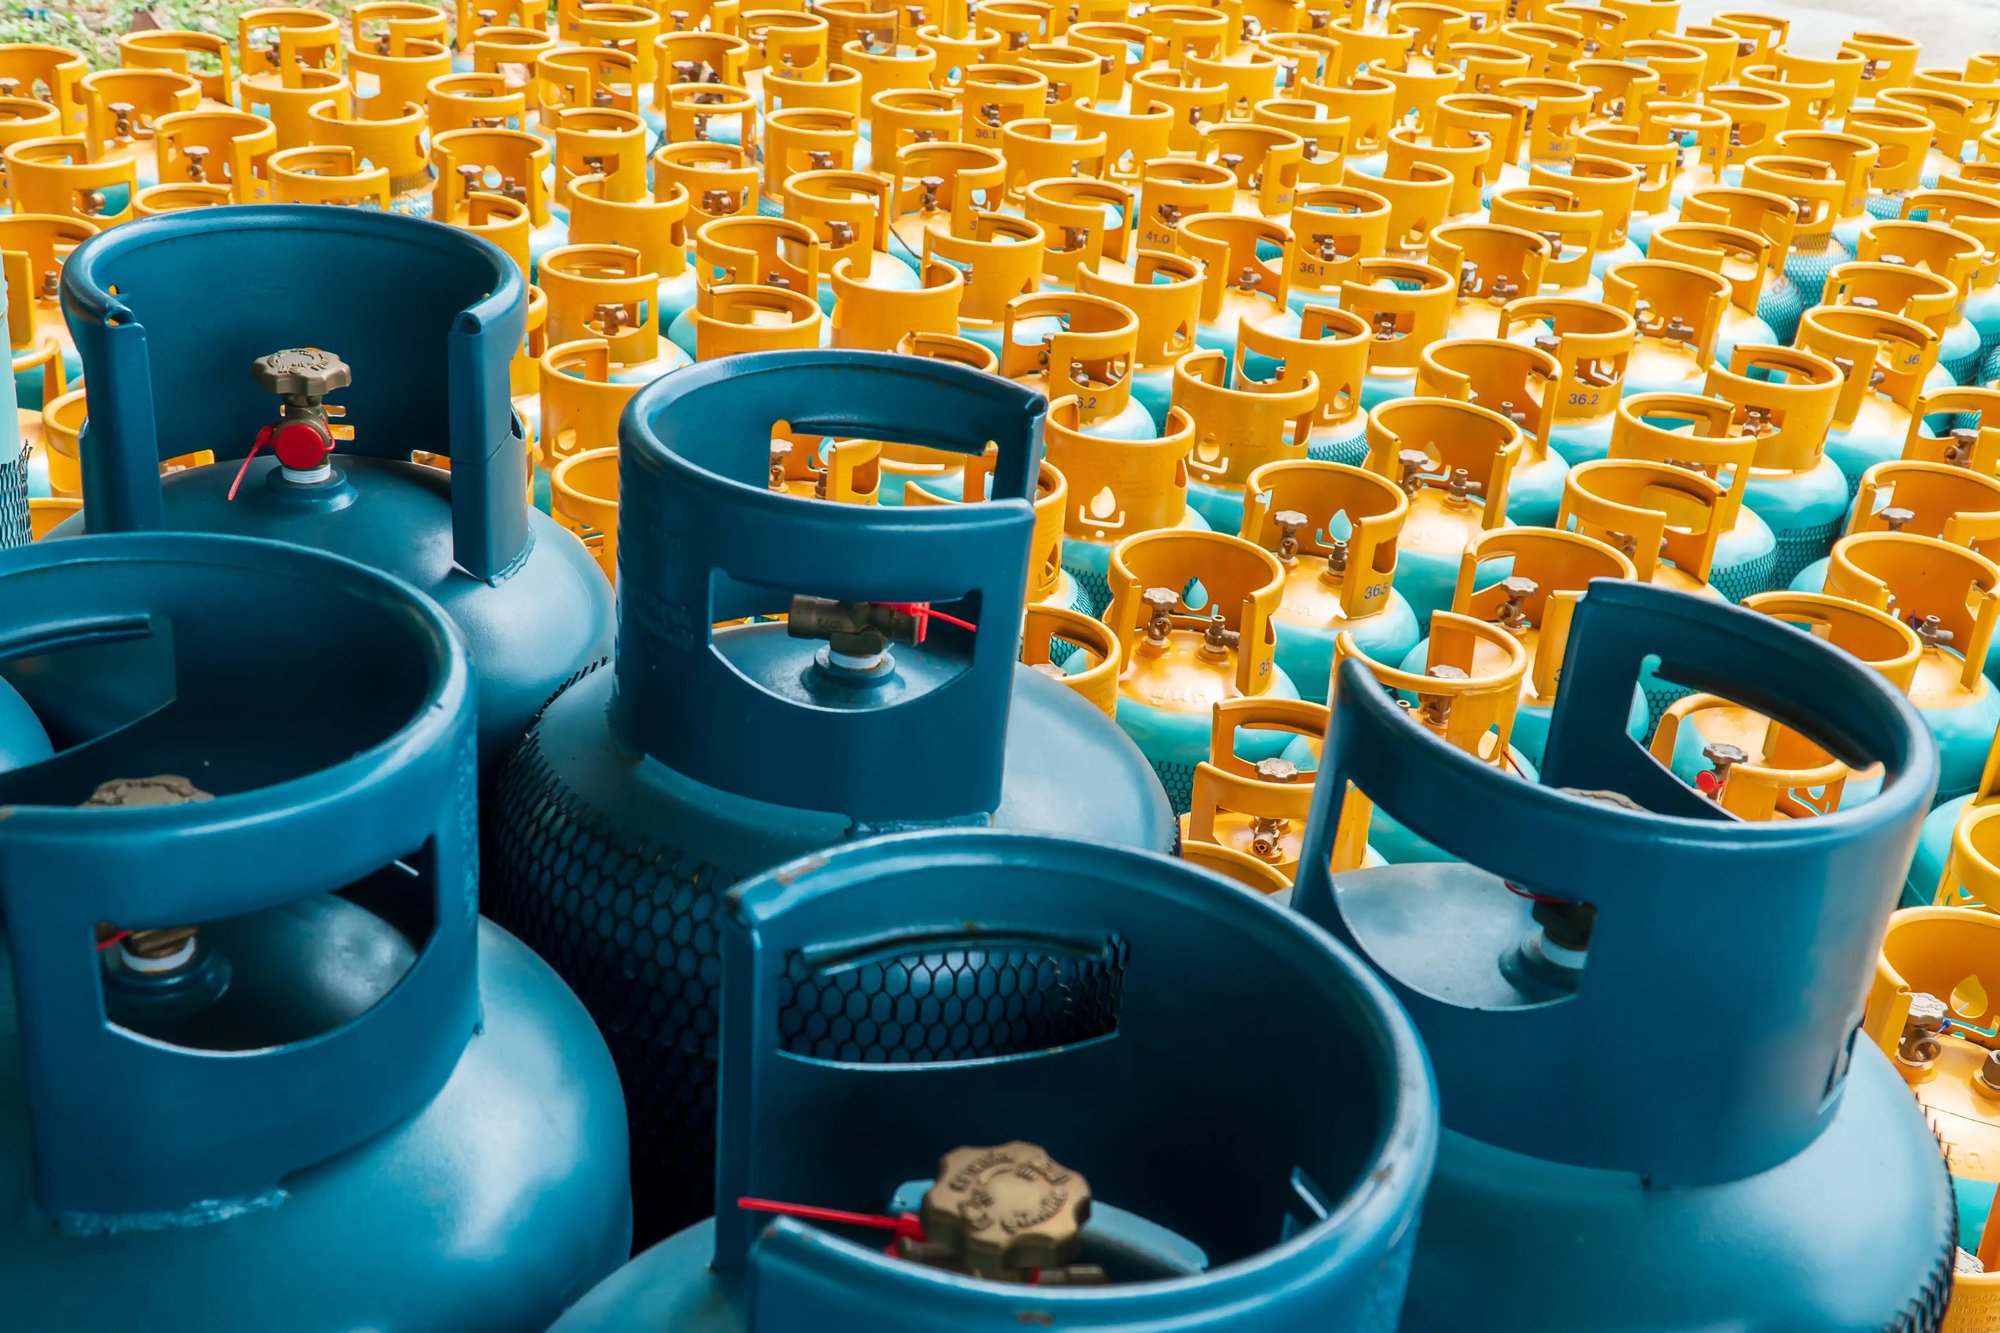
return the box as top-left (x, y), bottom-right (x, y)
top-left (1676, 0), bottom-right (2000, 63)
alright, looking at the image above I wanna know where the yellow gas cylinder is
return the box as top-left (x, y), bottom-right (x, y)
top-left (430, 126), bottom-right (567, 273)
top-left (1732, 151), bottom-right (1858, 305)
top-left (1344, 156), bottom-right (1453, 257)
top-left (655, 30), bottom-right (752, 111)
top-left (1842, 31), bottom-right (1921, 109)
top-left (1488, 20), bottom-right (1584, 80)
top-left (1675, 180), bottom-right (1814, 342)
top-left (565, 3), bottom-right (661, 106)
top-left (304, 97), bottom-right (434, 214)
top-left (1416, 335), bottom-right (1568, 524)
top-left (238, 6), bottom-right (344, 83)
top-left (1364, 396), bottom-right (1519, 625)
top-left (655, 141), bottom-right (759, 236)
top-left (1484, 185), bottom-right (1602, 300)
top-left (1181, 696), bottom-right (1327, 886)
top-left (1194, 122), bottom-right (1304, 226)
top-left (1414, 522), bottom-right (1639, 764)
top-left (1239, 455), bottom-right (1419, 704)
top-left (1070, 25), bottom-right (1153, 115)
top-left (2, 137), bottom-right (136, 229)
top-left (1533, 153), bottom-right (1645, 278)
top-left (535, 45), bottom-right (643, 126)
top-left (1250, 96), bottom-right (1351, 190)
top-left (1025, 175), bottom-right (1138, 288)
top-left (996, 290), bottom-right (1155, 439)
top-left (150, 108), bottom-right (274, 204)
top-left (1601, 258), bottom-right (1729, 397)
top-left (1282, 183), bottom-right (1391, 313)
top-left (547, 107), bottom-right (648, 213)
top-left (240, 66), bottom-right (352, 149)
top-left (129, 181), bottom-right (234, 217)
top-left (1043, 397), bottom-right (1201, 614)
top-left (549, 444), bottom-right (618, 586)
top-left (655, 78), bottom-right (758, 158)
top-left (1103, 527), bottom-right (1297, 812)
top-left (0, 44), bottom-right (85, 135)
top-left (782, 167), bottom-right (922, 313)
top-left (1340, 256), bottom-right (1454, 409)
top-left (0, 96), bottom-right (63, 186)
top-left (538, 337), bottom-right (635, 479)
top-left (1452, 45), bottom-right (1535, 101)
top-left (960, 62), bottom-right (1047, 150)
top-left (1, 215), bottom-right (87, 413)
top-left (268, 144), bottom-right (390, 206)
top-left (1075, 250), bottom-right (1204, 427)
top-left (667, 213), bottom-right (822, 354)
top-left (1877, 85), bottom-right (1989, 191)
top-left (995, 118), bottom-right (1106, 212)
top-left (460, 27), bottom-right (555, 105)
top-left (115, 30), bottom-right (233, 109)
top-left (1174, 345), bottom-right (1319, 533)
top-left (883, 139), bottom-right (1007, 255)
top-left (1657, 590), bottom-right (1922, 814)
top-left (826, 254), bottom-right (960, 349)
top-left (1020, 602), bottom-right (1123, 722)
top-left (1303, 74), bottom-right (1396, 170)
top-left (1495, 293), bottom-right (1635, 464)
top-left (1794, 456), bottom-right (2000, 608)
top-left (455, 0), bottom-right (549, 43)
top-left (1854, 220), bottom-right (1987, 385)
top-left (1866, 905), bottom-right (2000, 1324)
top-left (742, 13), bottom-right (833, 102)
top-left (1558, 456), bottom-right (1726, 723)
top-left (1565, 114), bottom-right (1686, 252)
top-left (691, 282), bottom-right (826, 357)
top-left (1606, 390), bottom-right (1777, 601)
top-left (921, 213), bottom-right (1045, 358)
top-left (762, 405), bottom-right (883, 502)
top-left (1823, 530), bottom-right (2000, 798)
top-left (1839, 105), bottom-right (1938, 240)
top-left (1570, 55), bottom-right (1656, 128)
top-left (864, 87), bottom-right (959, 164)
top-left (75, 68), bottom-right (200, 204)
top-left (1797, 303), bottom-right (1947, 499)
top-left (1332, 608), bottom-right (1536, 864)
top-left (1645, 222), bottom-right (1783, 371)
top-left (349, 28), bottom-right (452, 125)
top-left (567, 174), bottom-right (698, 332)
top-left (1324, 17), bottom-right (1415, 93)
top-left (1429, 221), bottom-right (1554, 340)
top-left (1912, 386), bottom-right (2000, 473)
top-left (1620, 37), bottom-right (1711, 103)
top-left (540, 242), bottom-right (696, 391)
top-left (1234, 307), bottom-right (1370, 469)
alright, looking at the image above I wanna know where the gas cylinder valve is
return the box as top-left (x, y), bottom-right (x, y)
top-left (1396, 448), bottom-right (1433, 495)
top-left (1199, 607), bottom-right (1239, 660)
top-left (250, 347), bottom-right (351, 483)
top-left (1445, 467), bottom-right (1482, 504)
top-left (1912, 613), bottom-right (1954, 650)
top-left (1700, 741), bottom-right (1748, 802)
top-left (1488, 275), bottom-right (1520, 304)
top-left (1417, 664), bottom-right (1466, 726)
top-left (1897, 992), bottom-right (1948, 1070)
top-left (897, 1142), bottom-right (1103, 1285)
top-left (1878, 506), bottom-right (1915, 533)
top-left (1947, 427), bottom-right (1980, 466)
top-left (85, 776), bottom-right (214, 976)
top-left (1976, 1049), bottom-right (2000, 1098)
top-left (1271, 508), bottom-right (1308, 563)
top-left (1140, 587), bottom-right (1179, 642)
top-left (1493, 576), bottom-right (1536, 631)
top-left (768, 441), bottom-right (792, 490)
top-left (788, 596), bottom-right (924, 666)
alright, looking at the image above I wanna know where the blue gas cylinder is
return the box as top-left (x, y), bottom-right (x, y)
top-left (0, 531), bottom-right (631, 1330)
top-left (1242, 458), bottom-right (1421, 705)
top-left (546, 828), bottom-right (1439, 1333)
top-left (53, 206), bottom-right (614, 786)
top-left (1292, 578), bottom-right (1957, 1332)
top-left (485, 351), bottom-right (1177, 1248)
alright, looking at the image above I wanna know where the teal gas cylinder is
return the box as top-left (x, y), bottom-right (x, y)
top-left (1176, 212), bottom-right (1298, 358)
top-left (1242, 458), bottom-right (1421, 705)
top-left (1361, 397), bottom-right (1521, 628)
top-left (1175, 347), bottom-right (1320, 534)
top-left (1235, 307), bottom-right (1374, 469)
top-left (1493, 295), bottom-right (1636, 467)
top-left (1102, 528), bottom-right (1301, 811)
top-left (485, 351), bottom-right (1177, 1249)
top-left (2, 215), bottom-right (90, 411)
top-left (1789, 457), bottom-right (2000, 596)
top-left (1395, 526), bottom-right (1643, 768)
top-left (1829, 253), bottom-right (1984, 389)
top-left (1043, 397), bottom-right (1209, 616)
top-left (1907, 726), bottom-right (2000, 908)
top-left (1819, 531), bottom-right (2000, 802)
top-left (53, 206), bottom-right (614, 787)
top-left (1707, 345), bottom-right (1852, 590)
top-left (1865, 906), bottom-right (2000, 1307)
top-left (1797, 304), bottom-right (1950, 500)
top-left (1899, 187), bottom-right (2000, 360)
top-left (1652, 593), bottom-right (1922, 818)
top-left (1606, 392), bottom-right (1778, 602)
top-left (1414, 337), bottom-right (1570, 527)
top-left (545, 828), bottom-right (1439, 1333)
top-left (1292, 578), bottom-right (1957, 1333)
top-left (1339, 257), bottom-right (1456, 411)
top-left (1600, 259), bottom-right (1730, 398)
top-left (0, 532), bottom-right (630, 1330)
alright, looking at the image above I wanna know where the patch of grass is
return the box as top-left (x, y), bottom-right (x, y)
top-left (0, 0), bottom-right (354, 69)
